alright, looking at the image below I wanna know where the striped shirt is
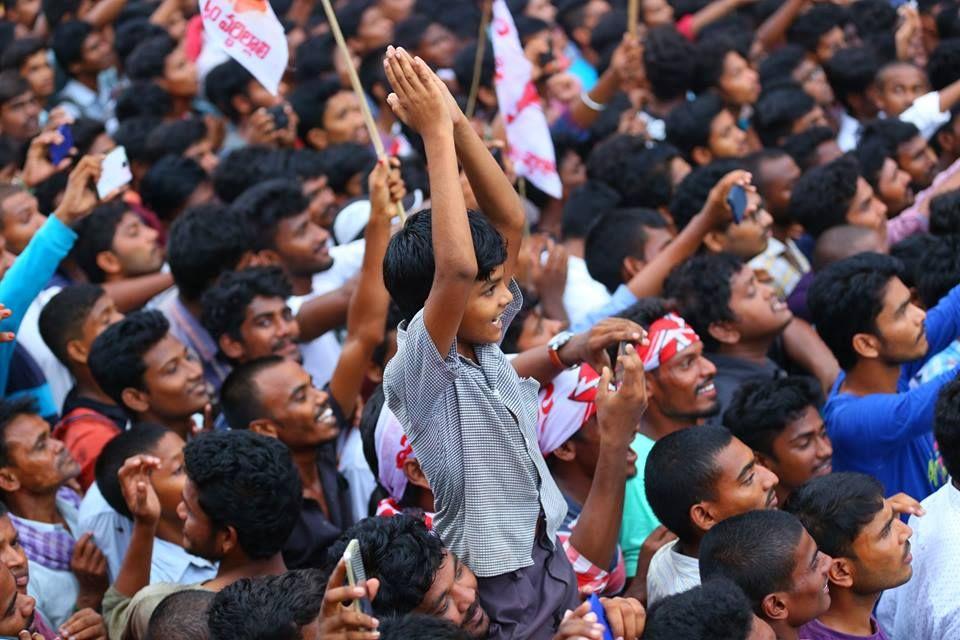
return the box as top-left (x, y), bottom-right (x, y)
top-left (383, 279), bottom-right (567, 578)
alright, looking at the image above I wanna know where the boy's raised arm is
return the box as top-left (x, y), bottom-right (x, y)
top-left (384, 47), bottom-right (476, 355)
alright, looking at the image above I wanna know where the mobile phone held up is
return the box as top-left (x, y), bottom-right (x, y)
top-left (587, 593), bottom-right (615, 640)
top-left (343, 539), bottom-right (374, 615)
top-left (50, 124), bottom-right (73, 165)
top-left (726, 183), bottom-right (747, 225)
top-left (267, 104), bottom-right (289, 131)
top-left (97, 146), bottom-right (133, 200)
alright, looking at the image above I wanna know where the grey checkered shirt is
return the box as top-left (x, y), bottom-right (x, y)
top-left (383, 279), bottom-right (567, 578)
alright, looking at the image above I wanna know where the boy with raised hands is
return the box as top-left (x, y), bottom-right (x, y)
top-left (380, 47), bottom-right (645, 639)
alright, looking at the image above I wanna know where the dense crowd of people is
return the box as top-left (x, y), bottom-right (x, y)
top-left (0, 0), bottom-right (957, 637)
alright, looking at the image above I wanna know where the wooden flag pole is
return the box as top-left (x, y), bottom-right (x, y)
top-left (466, 1), bottom-right (492, 119)
top-left (318, 0), bottom-right (406, 222)
top-left (627, 0), bottom-right (639, 37)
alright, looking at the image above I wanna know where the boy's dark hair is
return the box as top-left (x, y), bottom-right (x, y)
top-left (43, 0), bottom-right (80, 29)
top-left (140, 156), bottom-right (207, 222)
top-left (96, 423), bottom-right (171, 519)
top-left (218, 356), bottom-right (285, 430)
top-left (0, 37), bottom-right (45, 71)
top-left (294, 35), bottom-right (335, 83)
top-left (115, 19), bottom-right (168, 68)
top-left (167, 204), bottom-right (251, 301)
top-left (230, 179), bottom-right (308, 252)
top-left (207, 570), bottom-right (324, 640)
top-left (643, 26), bottom-right (696, 102)
top-left (38, 284), bottom-right (106, 367)
top-left (145, 590), bottom-right (214, 640)
top-left (934, 378), bottom-right (960, 480)
top-left (788, 154), bottom-right (861, 238)
top-left (0, 398), bottom-right (38, 467)
top-left (669, 158), bottom-right (744, 231)
top-left (807, 252), bottom-right (904, 369)
top-left (780, 126), bottom-right (837, 171)
top-left (645, 425), bottom-right (735, 543)
top-left (184, 430), bottom-right (302, 559)
top-left (787, 4), bottom-right (845, 53)
top-left (757, 44), bottom-right (806, 89)
top-left (126, 34), bottom-right (175, 82)
top-left (71, 117), bottom-right (106, 156)
top-left (859, 118), bottom-right (921, 158)
top-left (665, 94), bottom-right (725, 160)
top-left (929, 190), bottom-right (960, 235)
top-left (205, 59), bottom-right (253, 122)
top-left (587, 136), bottom-right (682, 210)
top-left (88, 310), bottom-right (170, 405)
top-left (723, 377), bottom-right (822, 459)
top-left (0, 70), bottom-right (28, 105)
top-left (213, 146), bottom-right (282, 203)
top-left (201, 267), bottom-right (292, 345)
top-left (51, 20), bottom-right (91, 72)
top-left (337, 0), bottom-right (376, 40)
top-left (699, 510), bottom-right (807, 615)
top-left (37, 283), bottom-right (105, 369)
top-left (145, 117), bottom-right (208, 163)
top-left (824, 46), bottom-right (879, 112)
top-left (116, 84), bottom-right (171, 122)
top-left (452, 40), bottom-right (494, 94)
top-left (916, 235), bottom-right (960, 308)
top-left (384, 209), bottom-right (507, 322)
top-left (70, 201), bottom-right (129, 283)
top-left (378, 615), bottom-right (472, 640)
top-left (783, 472), bottom-right (885, 559)
top-left (584, 208), bottom-right (668, 293)
top-left (691, 34), bottom-right (745, 95)
top-left (561, 181), bottom-right (621, 241)
top-left (323, 515), bottom-right (444, 617)
top-left (753, 85), bottom-right (817, 147)
top-left (322, 143), bottom-right (377, 194)
top-left (928, 38), bottom-right (960, 91)
top-left (854, 135), bottom-right (896, 194)
top-left (289, 77), bottom-right (346, 142)
top-left (889, 233), bottom-right (938, 290)
top-left (393, 14), bottom-right (432, 51)
top-left (664, 253), bottom-right (743, 351)
top-left (643, 579), bottom-right (755, 640)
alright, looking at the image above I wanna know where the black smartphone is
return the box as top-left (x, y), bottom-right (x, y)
top-left (267, 104), bottom-right (289, 131)
top-left (726, 184), bottom-right (747, 224)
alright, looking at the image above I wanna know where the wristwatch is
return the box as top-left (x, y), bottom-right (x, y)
top-left (547, 331), bottom-right (575, 368)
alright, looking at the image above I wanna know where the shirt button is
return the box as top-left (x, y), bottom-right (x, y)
top-left (493, 389), bottom-right (501, 397)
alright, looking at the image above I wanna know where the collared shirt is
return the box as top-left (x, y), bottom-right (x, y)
top-left (78, 481), bottom-right (131, 582)
top-left (150, 538), bottom-right (218, 585)
top-left (748, 237), bottom-right (811, 299)
top-left (19, 491), bottom-right (82, 630)
top-left (707, 353), bottom-right (785, 420)
top-left (55, 70), bottom-right (119, 132)
top-left (157, 295), bottom-right (230, 392)
top-left (572, 283), bottom-right (639, 333)
top-left (383, 279), bottom-right (567, 578)
top-left (646, 539), bottom-right (700, 607)
top-left (876, 482), bottom-right (960, 639)
top-left (837, 111), bottom-right (861, 152)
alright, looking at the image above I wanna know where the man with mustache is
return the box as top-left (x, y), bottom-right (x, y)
top-left (643, 424), bottom-right (780, 606)
top-left (785, 473), bottom-right (915, 640)
top-left (665, 252), bottom-right (838, 417)
top-left (88, 310), bottom-right (212, 443)
top-left (0, 398), bottom-right (109, 630)
top-left (808, 252), bottom-right (955, 500)
top-left (724, 377), bottom-right (833, 506)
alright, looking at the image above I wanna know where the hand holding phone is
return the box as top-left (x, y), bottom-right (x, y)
top-left (587, 594), bottom-right (616, 640)
top-left (96, 146), bottom-right (132, 200)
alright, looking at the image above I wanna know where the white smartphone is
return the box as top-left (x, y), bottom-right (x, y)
top-left (97, 146), bottom-right (132, 199)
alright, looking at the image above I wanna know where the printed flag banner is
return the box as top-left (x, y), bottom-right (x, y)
top-left (199, 0), bottom-right (288, 95)
top-left (490, 0), bottom-right (562, 198)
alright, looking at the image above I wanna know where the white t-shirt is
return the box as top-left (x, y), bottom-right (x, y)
top-left (646, 539), bottom-right (701, 606)
top-left (563, 256), bottom-right (612, 331)
top-left (287, 239), bottom-right (366, 388)
top-left (18, 286), bottom-right (73, 411)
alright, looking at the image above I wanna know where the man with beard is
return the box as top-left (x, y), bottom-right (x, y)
top-left (0, 398), bottom-right (109, 630)
top-left (103, 431), bottom-right (301, 640)
top-left (88, 310), bottom-right (213, 443)
top-left (724, 377), bottom-right (833, 506)
top-left (664, 253), bottom-right (837, 417)
top-left (785, 473), bottom-right (914, 640)
top-left (808, 252), bottom-right (956, 499)
top-left (0, 502), bottom-right (106, 639)
top-left (644, 425), bottom-right (779, 605)
top-left (614, 302), bottom-right (721, 586)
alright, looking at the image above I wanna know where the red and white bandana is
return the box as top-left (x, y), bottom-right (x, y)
top-left (537, 363), bottom-right (602, 455)
top-left (636, 313), bottom-right (701, 372)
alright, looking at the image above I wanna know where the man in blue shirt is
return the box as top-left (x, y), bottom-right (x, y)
top-left (808, 252), bottom-right (953, 500)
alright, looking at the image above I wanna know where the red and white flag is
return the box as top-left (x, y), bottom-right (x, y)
top-left (199, 0), bottom-right (288, 95)
top-left (490, 0), bottom-right (562, 199)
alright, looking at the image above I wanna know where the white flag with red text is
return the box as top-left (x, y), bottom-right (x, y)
top-left (490, 0), bottom-right (562, 199)
top-left (199, 0), bottom-right (288, 95)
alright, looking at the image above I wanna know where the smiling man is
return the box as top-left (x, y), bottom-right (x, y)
top-left (785, 473), bottom-right (913, 640)
top-left (808, 252), bottom-right (955, 499)
top-left (725, 377), bottom-right (832, 506)
top-left (88, 310), bottom-right (212, 442)
top-left (644, 425), bottom-right (779, 605)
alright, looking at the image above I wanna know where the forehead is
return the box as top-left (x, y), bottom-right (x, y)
top-left (760, 155), bottom-right (801, 182)
top-left (143, 333), bottom-right (186, 368)
top-left (660, 340), bottom-right (704, 372)
top-left (1, 191), bottom-right (34, 211)
top-left (3, 412), bottom-right (46, 447)
top-left (729, 264), bottom-right (754, 291)
top-left (880, 64), bottom-right (926, 87)
top-left (791, 529), bottom-right (818, 574)
top-left (245, 295), bottom-right (288, 319)
top-left (0, 516), bottom-right (15, 542)
top-left (898, 136), bottom-right (928, 156)
top-left (779, 405), bottom-right (823, 439)
top-left (712, 437), bottom-right (754, 482)
top-left (880, 276), bottom-right (910, 312)
top-left (252, 360), bottom-right (311, 398)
